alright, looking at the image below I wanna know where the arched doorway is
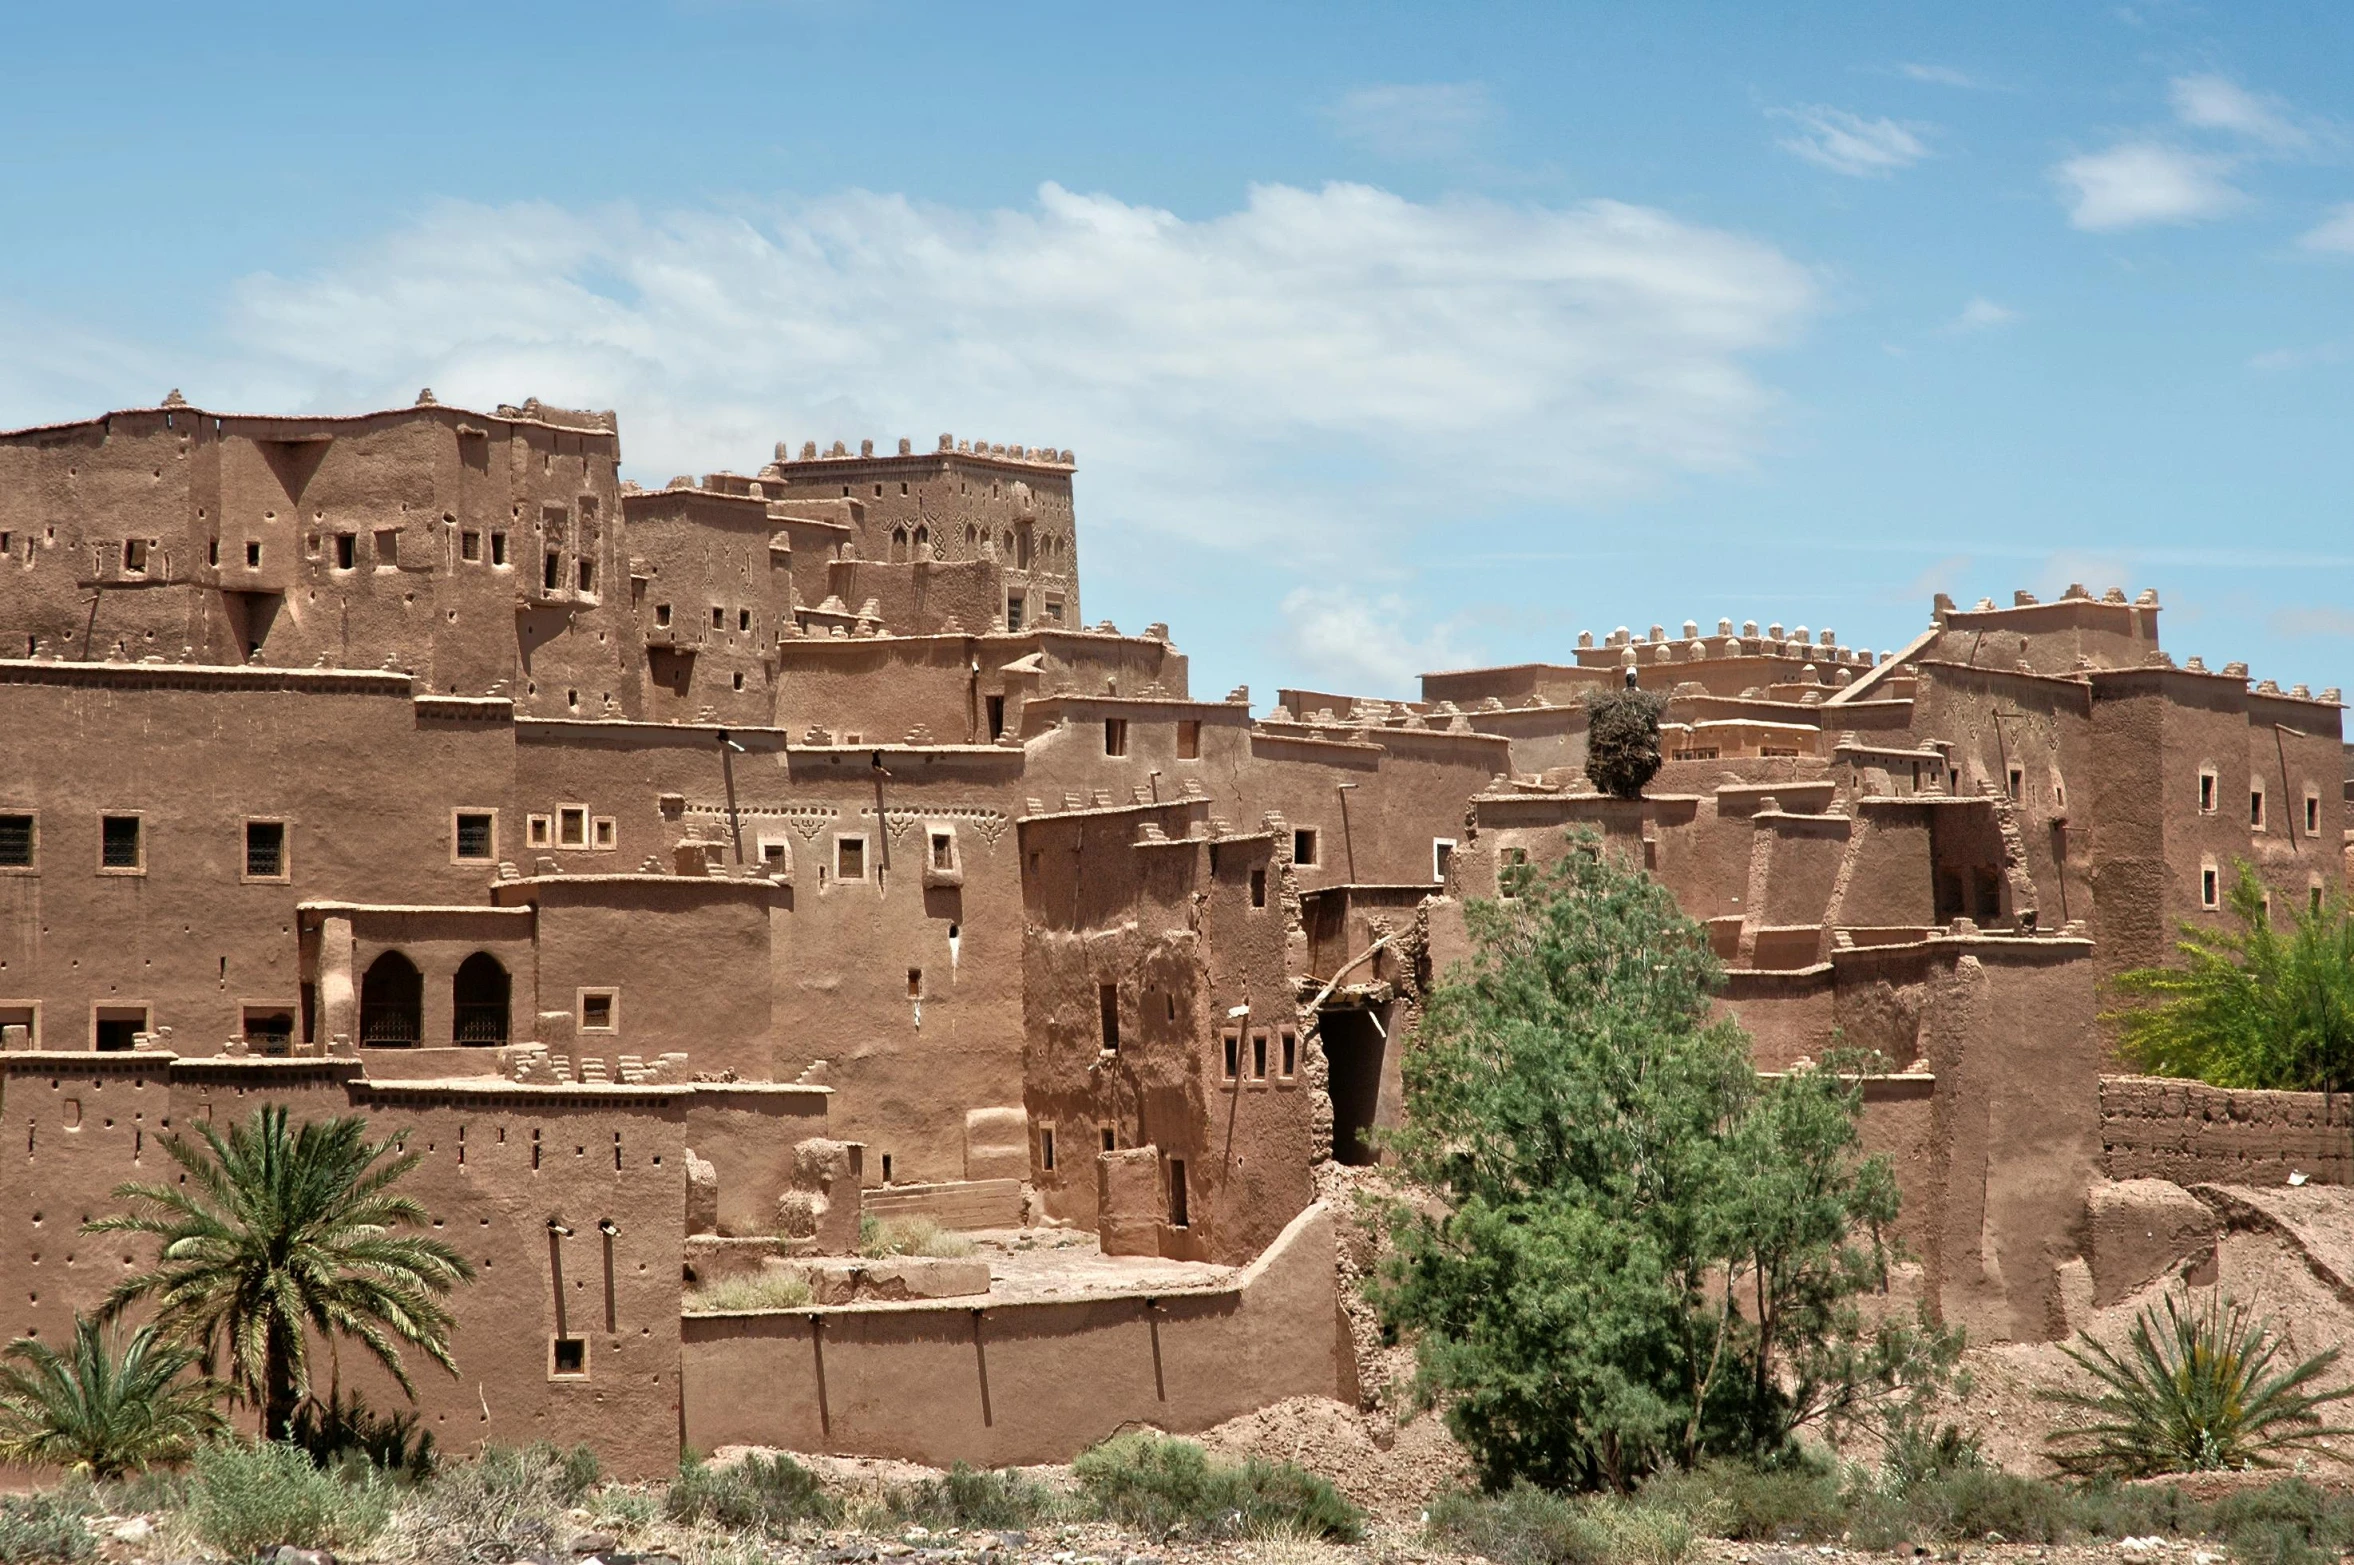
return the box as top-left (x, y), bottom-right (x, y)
top-left (452, 952), bottom-right (510, 1045)
top-left (358, 951), bottom-right (422, 1046)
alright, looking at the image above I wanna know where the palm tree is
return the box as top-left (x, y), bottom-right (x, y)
top-left (0, 1314), bottom-right (225, 1478)
top-left (86, 1104), bottom-right (475, 1440)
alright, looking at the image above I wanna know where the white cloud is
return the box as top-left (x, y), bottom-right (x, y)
top-left (1771, 107), bottom-right (1929, 178)
top-left (1948, 297), bottom-right (2017, 332)
top-left (1275, 584), bottom-right (1471, 695)
top-left (1323, 83), bottom-right (1496, 161)
top-left (2169, 74), bottom-right (2309, 149)
top-left (2301, 203), bottom-right (2354, 254)
top-left (197, 181), bottom-right (1815, 562)
top-left (1896, 63), bottom-right (1983, 89)
top-left (2050, 143), bottom-right (2246, 230)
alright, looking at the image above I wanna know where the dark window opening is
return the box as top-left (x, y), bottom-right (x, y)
top-left (242, 1010), bottom-right (294, 1056)
top-left (1292, 828), bottom-right (1318, 867)
top-left (455, 812), bottom-right (494, 860)
top-left (1252, 1032), bottom-right (1267, 1079)
top-left (2005, 766), bottom-right (2023, 802)
top-left (334, 533), bottom-right (355, 570)
top-left (490, 531), bottom-right (508, 566)
top-left (1167, 1158), bottom-right (1188, 1228)
top-left (738, 608), bottom-right (751, 631)
top-left (1323, 1007), bottom-right (1387, 1165)
top-left (1250, 868), bottom-right (1266, 908)
top-left (1223, 1032), bottom-right (1239, 1080)
top-left (1101, 1127), bottom-right (1115, 1153)
top-left (2309, 796), bottom-right (2322, 834)
top-left (880, 1152), bottom-right (893, 1183)
top-left (123, 538), bottom-right (148, 574)
top-left (2202, 867), bottom-right (2220, 908)
top-left (1039, 1126), bottom-right (1056, 1172)
top-left (837, 836), bottom-right (866, 880)
top-left (1104, 718), bottom-right (1127, 756)
top-left (0, 814), bottom-right (31, 868)
top-left (931, 833), bottom-right (954, 871)
top-left (986, 695), bottom-right (1006, 738)
top-left (581, 992), bottom-right (615, 1030)
top-left (2252, 790), bottom-right (2267, 829)
top-left (1006, 595), bottom-right (1024, 632)
top-left (543, 552), bottom-right (561, 591)
top-left (1177, 720), bottom-right (1200, 759)
top-left (2199, 773), bottom-right (2216, 813)
top-left (244, 820), bottom-right (285, 879)
top-left (552, 1337), bottom-right (586, 1376)
top-left (1434, 840), bottom-right (1455, 883)
top-left (95, 1011), bottom-right (145, 1052)
top-left (101, 815), bottom-right (141, 869)
top-left (1280, 1029), bottom-right (1296, 1077)
top-left (453, 952), bottom-right (510, 1045)
top-left (461, 530), bottom-right (481, 562)
top-left (360, 950), bottom-right (423, 1046)
top-left (1099, 983), bottom-right (1120, 1051)
top-left (577, 557), bottom-right (595, 593)
top-left (208, 537), bottom-right (219, 566)
top-left (907, 967), bottom-right (923, 998)
top-left (655, 602), bottom-right (672, 627)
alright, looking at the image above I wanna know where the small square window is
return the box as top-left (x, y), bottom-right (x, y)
top-left (0, 814), bottom-right (33, 870)
top-left (1104, 718), bottom-right (1128, 756)
top-left (558, 807), bottom-right (588, 848)
top-left (712, 606), bottom-right (725, 629)
top-left (592, 817), bottom-right (615, 850)
top-left (760, 839), bottom-right (789, 872)
top-left (655, 602), bottom-right (672, 627)
top-left (490, 531), bottom-right (508, 566)
top-left (1292, 828), bottom-right (1319, 868)
top-left (122, 538), bottom-right (148, 574)
top-left (245, 539), bottom-right (262, 568)
top-left (94, 1006), bottom-right (147, 1052)
top-left (454, 812), bottom-right (496, 861)
top-left (835, 835), bottom-right (867, 881)
top-left (1177, 720), bottom-right (1200, 760)
top-left (527, 814), bottom-right (553, 849)
top-left (460, 530), bottom-right (481, 562)
top-left (579, 990), bottom-right (617, 1031)
top-left (100, 814), bottom-right (143, 872)
top-left (243, 820), bottom-right (286, 881)
top-left (334, 533), bottom-right (356, 570)
top-left (931, 832), bottom-right (955, 871)
top-left (551, 1337), bottom-right (587, 1377)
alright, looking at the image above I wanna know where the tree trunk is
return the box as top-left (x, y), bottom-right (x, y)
top-left (264, 1323), bottom-right (298, 1443)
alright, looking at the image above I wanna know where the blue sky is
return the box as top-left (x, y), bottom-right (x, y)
top-left (7, 2), bottom-right (2354, 703)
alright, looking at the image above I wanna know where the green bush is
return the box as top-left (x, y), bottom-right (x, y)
top-left (880, 1462), bottom-right (1055, 1529)
top-left (1643, 1458), bottom-right (1846, 1542)
top-left (1899, 1466), bottom-right (2082, 1545)
top-left (186, 1438), bottom-right (390, 1558)
top-left (2043, 1291), bottom-right (2354, 1477)
top-left (1071, 1431), bottom-right (1361, 1542)
top-left (1427, 1484), bottom-right (1612, 1565)
top-left (665, 1451), bottom-right (841, 1535)
top-left (386, 1440), bottom-right (603, 1564)
top-left (0, 1487), bottom-right (97, 1565)
top-left (2209, 1479), bottom-right (2354, 1565)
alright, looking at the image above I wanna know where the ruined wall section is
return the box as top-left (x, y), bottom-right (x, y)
top-left (2099, 1075), bottom-right (2354, 1187)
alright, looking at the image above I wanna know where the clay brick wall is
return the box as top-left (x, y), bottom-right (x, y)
top-left (2099, 1074), bottom-right (2354, 1187)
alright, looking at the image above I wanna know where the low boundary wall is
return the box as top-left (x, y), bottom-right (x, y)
top-left (2101, 1075), bottom-right (2354, 1187)
top-left (680, 1202), bottom-right (1346, 1466)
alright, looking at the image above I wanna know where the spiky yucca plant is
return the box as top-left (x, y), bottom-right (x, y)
top-left (87, 1104), bottom-right (474, 1440)
top-left (2042, 1291), bottom-right (2354, 1477)
top-left (0, 1314), bottom-right (224, 1478)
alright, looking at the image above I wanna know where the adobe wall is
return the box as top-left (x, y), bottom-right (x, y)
top-left (2099, 1075), bottom-right (2354, 1187)
top-left (622, 486), bottom-right (788, 729)
top-left (680, 1085), bottom-right (834, 1234)
top-left (775, 637), bottom-right (1018, 746)
top-left (0, 667), bottom-right (517, 1051)
top-left (0, 1054), bottom-right (704, 1477)
top-left (677, 1201), bottom-right (1344, 1466)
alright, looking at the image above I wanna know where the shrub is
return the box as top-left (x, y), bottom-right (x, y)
top-left (880, 1462), bottom-right (1055, 1529)
top-left (186, 1438), bottom-right (390, 1558)
top-left (0, 1488), bottom-right (97, 1565)
top-left (385, 1440), bottom-right (603, 1564)
top-left (2209, 1478), bottom-right (2354, 1565)
top-left (1071, 1431), bottom-right (1361, 1542)
top-left (1898, 1467), bottom-right (2081, 1545)
top-left (2043, 1291), bottom-right (2354, 1477)
top-left (685, 1271), bottom-right (815, 1313)
top-left (1643, 1458), bottom-right (1846, 1543)
top-left (0, 1315), bottom-right (224, 1479)
top-left (666, 1451), bottom-right (841, 1535)
top-left (287, 1387), bottom-right (437, 1481)
top-left (1427, 1485), bottom-right (1612, 1565)
top-left (857, 1215), bottom-right (977, 1259)
top-left (1582, 686), bottom-right (1667, 800)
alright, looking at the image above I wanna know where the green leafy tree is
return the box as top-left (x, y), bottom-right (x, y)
top-left (86, 1104), bottom-right (474, 1440)
top-left (1583, 686), bottom-right (1668, 800)
top-left (2043, 1291), bottom-right (2354, 1477)
top-left (0, 1314), bottom-right (224, 1478)
top-left (2110, 863), bottom-right (2354, 1092)
top-left (1372, 832), bottom-right (1950, 1490)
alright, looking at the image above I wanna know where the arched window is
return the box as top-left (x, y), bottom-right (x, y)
top-left (359, 951), bottom-right (422, 1046)
top-left (1000, 530), bottom-right (1015, 557)
top-left (890, 526), bottom-right (909, 563)
top-left (452, 952), bottom-right (510, 1045)
top-left (912, 524), bottom-right (929, 555)
top-left (963, 523), bottom-right (978, 550)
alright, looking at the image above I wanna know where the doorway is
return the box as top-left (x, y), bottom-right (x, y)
top-left (1321, 1006), bottom-right (1388, 1165)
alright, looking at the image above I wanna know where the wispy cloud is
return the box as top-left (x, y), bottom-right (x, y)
top-left (1772, 106), bottom-right (1930, 177)
top-left (1946, 297), bottom-right (2017, 332)
top-left (2248, 338), bottom-right (2350, 372)
top-left (2169, 74), bottom-right (2310, 149)
top-left (1896, 63), bottom-right (1984, 89)
top-left (2050, 143), bottom-right (2245, 230)
top-left (142, 181), bottom-right (1815, 585)
top-left (2301, 203), bottom-right (2354, 255)
top-left (1275, 584), bottom-right (1473, 694)
top-left (1323, 82), bottom-right (1496, 161)
top-left (2271, 606), bottom-right (2354, 639)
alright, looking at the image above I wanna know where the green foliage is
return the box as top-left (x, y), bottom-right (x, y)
top-left (2110, 863), bottom-right (2354, 1091)
top-left (0, 1315), bottom-right (224, 1479)
top-left (2207, 1478), bottom-right (2354, 1565)
top-left (0, 1488), bottom-right (97, 1565)
top-left (384, 1440), bottom-right (601, 1564)
top-left (1641, 1458), bottom-right (1847, 1542)
top-left (878, 1462), bottom-right (1055, 1529)
top-left (1582, 687), bottom-right (1668, 800)
top-left (685, 1271), bottom-right (816, 1313)
top-left (185, 1437), bottom-right (390, 1558)
top-left (86, 1104), bottom-right (475, 1439)
top-left (1372, 830), bottom-right (1949, 1490)
top-left (2042, 1290), bottom-right (2354, 1477)
top-left (665, 1451), bottom-right (841, 1535)
top-left (1426, 1483), bottom-right (1693, 1565)
top-left (286, 1386), bottom-right (437, 1481)
top-left (1070, 1431), bottom-right (1363, 1542)
top-left (857, 1214), bottom-right (977, 1259)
